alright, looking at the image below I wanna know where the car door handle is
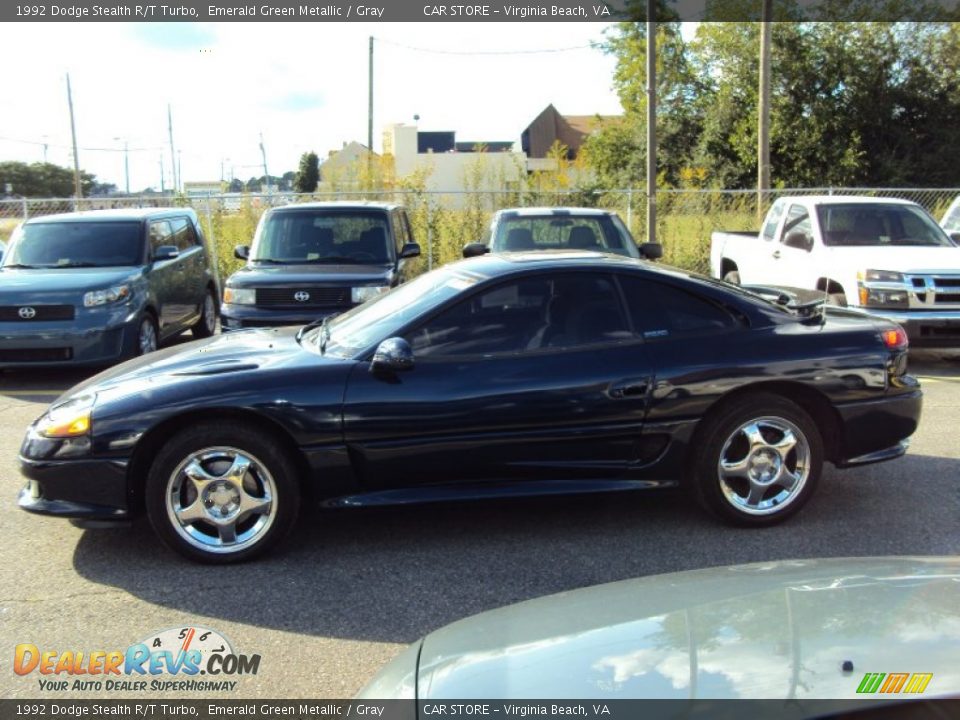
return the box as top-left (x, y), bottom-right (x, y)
top-left (609, 378), bottom-right (650, 400)
top-left (772, 250), bottom-right (782, 259)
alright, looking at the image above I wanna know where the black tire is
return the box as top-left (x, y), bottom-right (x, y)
top-left (826, 292), bottom-right (847, 307)
top-left (145, 421), bottom-right (301, 563)
top-left (136, 313), bottom-right (159, 357)
top-left (191, 289), bottom-right (218, 338)
top-left (723, 270), bottom-right (741, 285)
top-left (691, 393), bottom-right (823, 527)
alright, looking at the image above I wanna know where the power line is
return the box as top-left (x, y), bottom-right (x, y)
top-left (375, 37), bottom-right (595, 56)
top-left (0, 135), bottom-right (163, 153)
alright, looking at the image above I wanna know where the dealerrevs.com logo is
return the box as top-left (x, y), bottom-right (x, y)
top-left (14, 626), bottom-right (260, 692)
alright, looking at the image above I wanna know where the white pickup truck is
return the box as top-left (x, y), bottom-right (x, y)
top-left (711, 195), bottom-right (960, 347)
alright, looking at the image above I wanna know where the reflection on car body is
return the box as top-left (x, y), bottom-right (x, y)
top-left (18, 252), bottom-right (921, 562)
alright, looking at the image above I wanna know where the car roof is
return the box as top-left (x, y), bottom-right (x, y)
top-left (24, 207), bottom-right (195, 224)
top-left (269, 201), bottom-right (403, 213)
top-left (455, 249), bottom-right (690, 281)
top-left (777, 195), bottom-right (921, 206)
top-left (495, 207), bottom-right (619, 218)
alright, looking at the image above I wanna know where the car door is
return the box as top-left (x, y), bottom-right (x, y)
top-left (768, 203), bottom-right (817, 287)
top-left (147, 219), bottom-right (183, 332)
top-left (341, 271), bottom-right (655, 489)
top-left (170, 215), bottom-right (207, 321)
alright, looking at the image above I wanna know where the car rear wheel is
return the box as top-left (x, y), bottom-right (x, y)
top-left (137, 315), bottom-right (158, 356)
top-left (145, 422), bottom-right (300, 563)
top-left (691, 394), bottom-right (822, 526)
top-left (192, 290), bottom-right (217, 338)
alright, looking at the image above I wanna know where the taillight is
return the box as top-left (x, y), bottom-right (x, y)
top-left (881, 326), bottom-right (908, 350)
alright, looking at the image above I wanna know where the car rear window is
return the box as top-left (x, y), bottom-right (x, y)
top-left (6, 221), bottom-right (144, 268)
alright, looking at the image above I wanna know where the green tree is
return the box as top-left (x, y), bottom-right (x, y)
top-left (0, 161), bottom-right (97, 197)
top-left (294, 152), bottom-right (320, 193)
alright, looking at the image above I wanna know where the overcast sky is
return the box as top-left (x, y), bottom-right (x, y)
top-left (0, 22), bottom-right (624, 192)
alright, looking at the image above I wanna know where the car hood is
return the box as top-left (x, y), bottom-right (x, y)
top-left (403, 557), bottom-right (960, 700)
top-left (61, 327), bottom-right (325, 404)
top-left (227, 263), bottom-right (394, 287)
top-left (822, 246), bottom-right (960, 275)
top-left (0, 267), bottom-right (140, 298)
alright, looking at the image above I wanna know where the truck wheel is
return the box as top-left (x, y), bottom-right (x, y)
top-left (723, 270), bottom-right (741, 285)
top-left (691, 393), bottom-right (823, 526)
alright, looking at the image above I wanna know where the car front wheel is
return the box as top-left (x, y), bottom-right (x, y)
top-left (145, 422), bottom-right (300, 563)
top-left (692, 394), bottom-right (823, 526)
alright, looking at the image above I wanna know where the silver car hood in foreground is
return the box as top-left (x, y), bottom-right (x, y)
top-left (361, 557), bottom-right (960, 699)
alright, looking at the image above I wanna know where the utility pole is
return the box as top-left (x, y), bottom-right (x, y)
top-left (159, 155), bottom-right (165, 193)
top-left (645, 1), bottom-right (656, 245)
top-left (758, 0), bottom-right (773, 220)
top-left (41, 135), bottom-right (49, 163)
top-left (259, 132), bottom-right (269, 194)
top-left (115, 137), bottom-right (130, 194)
top-left (168, 104), bottom-right (177, 193)
top-left (66, 73), bottom-right (82, 200)
top-left (367, 36), bottom-right (375, 182)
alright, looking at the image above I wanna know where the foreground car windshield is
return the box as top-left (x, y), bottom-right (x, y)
top-left (495, 215), bottom-right (639, 257)
top-left (252, 209), bottom-right (392, 264)
top-left (817, 203), bottom-right (953, 247)
top-left (307, 266), bottom-right (479, 356)
top-left (5, 222), bottom-right (143, 268)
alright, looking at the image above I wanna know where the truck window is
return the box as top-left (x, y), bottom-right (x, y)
top-left (780, 205), bottom-right (812, 245)
top-left (762, 200), bottom-right (786, 241)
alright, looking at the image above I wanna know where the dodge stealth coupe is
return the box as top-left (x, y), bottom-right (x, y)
top-left (18, 252), bottom-right (921, 562)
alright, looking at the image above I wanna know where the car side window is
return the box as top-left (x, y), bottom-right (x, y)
top-left (148, 220), bottom-right (174, 257)
top-left (618, 276), bottom-right (738, 339)
top-left (762, 200), bottom-right (786, 241)
top-left (779, 205), bottom-right (812, 245)
top-left (170, 217), bottom-right (199, 252)
top-left (407, 273), bottom-right (631, 358)
top-left (392, 210), bottom-right (409, 252)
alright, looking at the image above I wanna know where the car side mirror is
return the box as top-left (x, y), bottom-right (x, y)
top-left (949, 231), bottom-right (960, 245)
top-left (370, 337), bottom-right (414, 374)
top-left (234, 245), bottom-right (250, 260)
top-left (783, 231), bottom-right (813, 252)
top-left (463, 242), bottom-right (489, 259)
top-left (639, 242), bottom-right (663, 260)
top-left (399, 242), bottom-right (421, 260)
top-left (153, 245), bottom-right (180, 261)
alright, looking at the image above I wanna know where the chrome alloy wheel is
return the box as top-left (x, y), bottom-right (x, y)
top-left (139, 318), bottom-right (158, 355)
top-left (202, 293), bottom-right (216, 334)
top-left (716, 416), bottom-right (811, 515)
top-left (165, 447), bottom-right (276, 554)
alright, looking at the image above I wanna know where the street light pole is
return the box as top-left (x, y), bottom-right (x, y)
top-left (115, 137), bottom-right (130, 194)
top-left (66, 73), bottom-right (83, 200)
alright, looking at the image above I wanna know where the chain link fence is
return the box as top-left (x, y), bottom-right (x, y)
top-left (1, 187), bottom-right (957, 280)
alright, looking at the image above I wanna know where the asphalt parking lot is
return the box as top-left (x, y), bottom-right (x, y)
top-left (1, 348), bottom-right (958, 700)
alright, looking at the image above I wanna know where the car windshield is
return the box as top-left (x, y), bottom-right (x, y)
top-left (4, 221), bottom-right (144, 268)
top-left (942, 197), bottom-right (960, 234)
top-left (251, 209), bottom-right (392, 264)
top-left (306, 266), bottom-right (481, 357)
top-left (492, 214), bottom-right (640, 257)
top-left (817, 203), bottom-right (953, 247)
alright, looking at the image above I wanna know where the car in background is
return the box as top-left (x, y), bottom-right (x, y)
top-left (711, 196), bottom-right (960, 346)
top-left (18, 252), bottom-right (919, 562)
top-left (221, 202), bottom-right (421, 331)
top-left (462, 207), bottom-right (662, 260)
top-left (0, 208), bottom-right (218, 367)
top-left (358, 557), bottom-right (960, 701)
top-left (941, 194), bottom-right (960, 238)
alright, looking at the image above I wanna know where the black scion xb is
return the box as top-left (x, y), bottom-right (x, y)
top-left (220, 202), bottom-right (421, 330)
top-left (18, 252), bottom-right (921, 562)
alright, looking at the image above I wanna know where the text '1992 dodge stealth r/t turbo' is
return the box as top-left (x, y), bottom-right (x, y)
top-left (17, 251), bottom-right (921, 562)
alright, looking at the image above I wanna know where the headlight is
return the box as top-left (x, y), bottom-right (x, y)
top-left (860, 269), bottom-right (904, 283)
top-left (35, 394), bottom-right (96, 438)
top-left (857, 269), bottom-right (909, 308)
top-left (352, 285), bottom-right (390, 304)
top-left (223, 287), bottom-right (256, 305)
top-left (83, 284), bottom-right (130, 307)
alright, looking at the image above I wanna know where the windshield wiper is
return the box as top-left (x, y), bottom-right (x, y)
top-left (250, 258), bottom-right (294, 265)
top-left (49, 261), bottom-right (103, 268)
top-left (299, 256), bottom-right (369, 265)
top-left (2, 263), bottom-right (39, 269)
